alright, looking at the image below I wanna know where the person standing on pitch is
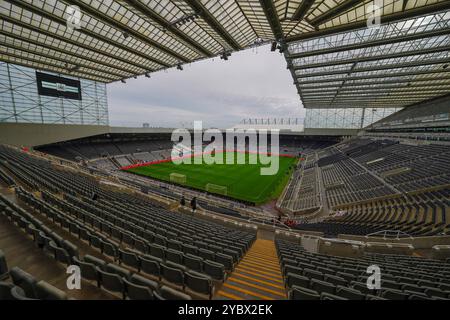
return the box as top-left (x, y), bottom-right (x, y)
top-left (190, 197), bottom-right (197, 213)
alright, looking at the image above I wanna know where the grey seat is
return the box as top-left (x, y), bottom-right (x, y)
top-left (140, 256), bottom-right (161, 279)
top-left (0, 250), bottom-right (8, 280)
top-left (324, 274), bottom-right (347, 287)
top-left (185, 271), bottom-right (213, 299)
top-left (335, 285), bottom-right (365, 300)
top-left (183, 254), bottom-right (203, 272)
top-left (381, 289), bottom-right (408, 300)
top-left (161, 263), bottom-right (184, 287)
top-left (98, 268), bottom-right (125, 299)
top-left (106, 263), bottom-right (132, 280)
top-left (286, 273), bottom-right (310, 289)
top-left (74, 257), bottom-right (100, 285)
top-left (119, 249), bottom-right (141, 271)
top-left (149, 243), bottom-right (166, 259)
top-left (102, 241), bottom-right (118, 260)
top-left (199, 249), bottom-right (215, 261)
top-left (157, 285), bottom-right (191, 300)
top-left (84, 255), bottom-right (107, 270)
top-left (130, 274), bottom-right (158, 292)
top-left (310, 279), bottom-right (336, 295)
top-left (9, 267), bottom-right (38, 299)
top-left (182, 244), bottom-right (198, 255)
top-left (321, 292), bottom-right (348, 300)
top-left (0, 282), bottom-right (14, 300)
top-left (123, 278), bottom-right (153, 300)
top-left (35, 280), bottom-right (68, 300)
top-left (10, 286), bottom-right (38, 300)
top-left (289, 285), bottom-right (320, 300)
top-left (166, 249), bottom-right (183, 264)
top-left (215, 253), bottom-right (234, 272)
top-left (203, 260), bottom-right (225, 282)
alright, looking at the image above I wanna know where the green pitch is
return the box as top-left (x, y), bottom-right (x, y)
top-left (125, 152), bottom-right (297, 204)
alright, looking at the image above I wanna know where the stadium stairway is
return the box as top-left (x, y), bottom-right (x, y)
top-left (215, 239), bottom-right (287, 300)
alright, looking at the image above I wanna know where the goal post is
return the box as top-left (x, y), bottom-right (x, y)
top-left (170, 172), bottom-right (186, 185)
top-left (205, 183), bottom-right (228, 196)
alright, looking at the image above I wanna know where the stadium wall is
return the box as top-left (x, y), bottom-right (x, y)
top-left (0, 122), bottom-right (109, 147)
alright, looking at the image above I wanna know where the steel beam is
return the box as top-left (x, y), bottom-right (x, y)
top-left (294, 58), bottom-right (450, 78)
top-left (185, 0), bottom-right (241, 50)
top-left (0, 31), bottom-right (131, 78)
top-left (122, 0), bottom-right (213, 57)
top-left (259, 0), bottom-right (284, 40)
top-left (291, 0), bottom-right (315, 21)
top-left (288, 28), bottom-right (450, 59)
top-left (290, 45), bottom-right (450, 70)
top-left (1, 5), bottom-right (158, 71)
top-left (309, 0), bottom-right (365, 26)
top-left (286, 2), bottom-right (450, 42)
top-left (296, 69), bottom-right (450, 85)
top-left (65, 0), bottom-right (189, 63)
top-left (0, 52), bottom-right (110, 82)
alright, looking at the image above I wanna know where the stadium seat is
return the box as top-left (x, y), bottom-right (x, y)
top-left (203, 260), bottom-right (225, 282)
top-left (0, 282), bottom-right (15, 300)
top-left (10, 286), bottom-right (38, 300)
top-left (140, 256), bottom-right (161, 279)
top-left (35, 281), bottom-right (68, 300)
top-left (310, 279), bottom-right (336, 295)
top-left (97, 269), bottom-right (125, 299)
top-left (184, 271), bottom-right (214, 299)
top-left (123, 278), bottom-right (153, 300)
top-left (320, 292), bottom-right (348, 300)
top-left (289, 286), bottom-right (320, 300)
top-left (286, 273), bottom-right (310, 289)
top-left (161, 263), bottom-right (184, 287)
top-left (9, 267), bottom-right (38, 299)
top-left (335, 286), bottom-right (365, 300)
top-left (155, 286), bottom-right (191, 300)
top-left (0, 250), bottom-right (8, 280)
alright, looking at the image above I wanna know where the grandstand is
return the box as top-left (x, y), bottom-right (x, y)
top-left (1, 0), bottom-right (450, 304)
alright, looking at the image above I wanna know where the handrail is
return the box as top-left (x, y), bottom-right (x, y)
top-left (366, 229), bottom-right (414, 240)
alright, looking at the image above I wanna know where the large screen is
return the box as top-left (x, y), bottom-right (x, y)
top-left (36, 71), bottom-right (82, 100)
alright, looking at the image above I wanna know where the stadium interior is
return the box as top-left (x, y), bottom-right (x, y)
top-left (1, 0), bottom-right (450, 304)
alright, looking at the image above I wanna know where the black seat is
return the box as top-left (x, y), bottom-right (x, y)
top-left (156, 285), bottom-right (191, 300)
top-left (9, 267), bottom-right (38, 299)
top-left (0, 250), bottom-right (8, 280)
top-left (289, 285), bottom-right (320, 300)
top-left (140, 256), bottom-right (161, 279)
top-left (97, 268), bottom-right (125, 299)
top-left (335, 285), bottom-right (365, 300)
top-left (119, 249), bottom-right (141, 271)
top-left (35, 281), bottom-right (68, 300)
top-left (123, 278), bottom-right (153, 300)
top-left (161, 263), bottom-right (184, 287)
top-left (184, 271), bottom-right (213, 299)
top-left (203, 260), bottom-right (225, 282)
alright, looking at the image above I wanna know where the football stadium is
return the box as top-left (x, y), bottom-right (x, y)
top-left (0, 0), bottom-right (450, 309)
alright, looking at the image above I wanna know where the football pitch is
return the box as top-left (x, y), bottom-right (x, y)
top-left (124, 152), bottom-right (297, 204)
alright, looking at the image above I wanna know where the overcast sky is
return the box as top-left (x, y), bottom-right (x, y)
top-left (107, 44), bottom-right (304, 129)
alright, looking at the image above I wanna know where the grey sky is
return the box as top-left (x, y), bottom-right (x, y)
top-left (107, 44), bottom-right (304, 129)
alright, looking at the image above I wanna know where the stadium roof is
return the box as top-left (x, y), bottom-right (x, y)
top-left (0, 0), bottom-right (449, 108)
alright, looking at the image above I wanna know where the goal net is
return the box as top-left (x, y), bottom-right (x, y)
top-left (205, 183), bottom-right (228, 196)
top-left (170, 173), bottom-right (186, 185)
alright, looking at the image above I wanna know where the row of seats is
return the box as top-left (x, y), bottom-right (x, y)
top-left (277, 239), bottom-right (450, 300)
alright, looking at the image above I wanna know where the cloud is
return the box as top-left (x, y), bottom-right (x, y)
top-left (107, 44), bottom-right (304, 128)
